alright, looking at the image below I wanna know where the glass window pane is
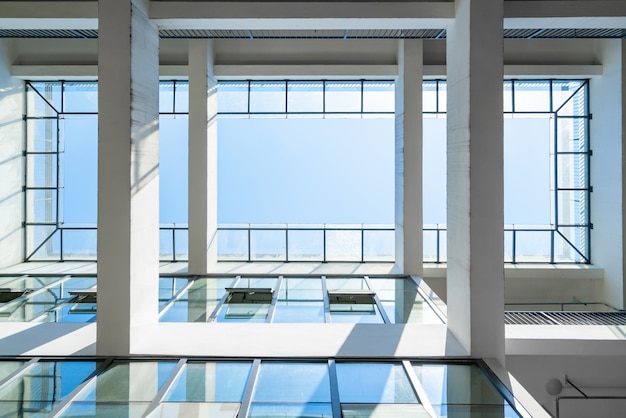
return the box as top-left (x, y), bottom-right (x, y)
top-left (218, 82), bottom-right (249, 113)
top-left (25, 225), bottom-right (60, 261)
top-left (249, 81), bottom-right (286, 113)
top-left (61, 228), bottom-right (97, 260)
top-left (552, 80), bottom-right (585, 113)
top-left (174, 81), bottom-right (189, 113)
top-left (513, 80), bottom-right (550, 112)
top-left (0, 361), bottom-right (97, 403)
top-left (411, 363), bottom-right (507, 406)
top-left (26, 189), bottom-right (58, 224)
top-left (363, 229), bottom-right (394, 262)
top-left (28, 82), bottom-right (62, 116)
top-left (153, 402), bottom-right (240, 418)
top-left (78, 362), bottom-right (177, 402)
top-left (61, 116), bottom-right (97, 224)
top-left (325, 230), bottom-right (361, 262)
top-left (341, 404), bottom-right (431, 418)
top-left (159, 82), bottom-right (175, 113)
top-left (26, 153), bottom-right (58, 188)
top-left (160, 115), bottom-right (189, 224)
top-left (253, 362), bottom-right (331, 403)
top-left (165, 362), bottom-right (251, 403)
top-left (422, 81), bottom-right (438, 113)
top-left (250, 229), bottom-right (286, 261)
top-left (362, 81), bottom-right (394, 113)
top-left (217, 229), bottom-right (249, 261)
top-left (249, 402), bottom-right (333, 418)
top-left (437, 81), bottom-right (447, 113)
top-left (557, 190), bottom-right (587, 226)
top-left (63, 82), bottom-right (98, 113)
top-left (336, 363), bottom-right (418, 404)
top-left (287, 81), bottom-right (323, 113)
top-left (59, 402), bottom-right (150, 417)
top-left (512, 230), bottom-right (552, 263)
top-left (287, 229), bottom-right (324, 261)
top-left (325, 81), bottom-right (361, 113)
top-left (503, 81), bottom-right (513, 113)
top-left (26, 118), bottom-right (58, 153)
top-left (557, 153), bottom-right (588, 189)
top-left (0, 362), bottom-right (24, 381)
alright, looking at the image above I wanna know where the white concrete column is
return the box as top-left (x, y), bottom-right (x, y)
top-left (0, 39), bottom-right (23, 268)
top-left (97, 0), bottom-right (160, 355)
top-left (590, 40), bottom-right (626, 309)
top-left (188, 39), bottom-right (218, 274)
top-left (446, 0), bottom-right (505, 363)
top-left (395, 39), bottom-right (423, 276)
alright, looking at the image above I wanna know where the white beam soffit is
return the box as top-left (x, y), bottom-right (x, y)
top-left (0, 1), bottom-right (97, 30)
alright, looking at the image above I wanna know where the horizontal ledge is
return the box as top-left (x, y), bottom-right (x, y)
top-left (12, 64), bottom-right (602, 79)
top-left (425, 263), bottom-right (603, 280)
top-left (214, 64), bottom-right (398, 78)
top-left (11, 65), bottom-right (188, 79)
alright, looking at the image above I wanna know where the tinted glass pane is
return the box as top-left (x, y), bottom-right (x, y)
top-left (78, 362), bottom-right (176, 402)
top-left (63, 82), bottom-right (98, 113)
top-left (362, 81), bottom-right (394, 113)
top-left (513, 80), bottom-right (550, 112)
top-left (249, 402), bottom-right (333, 418)
top-left (287, 81), bottom-right (323, 113)
top-left (336, 363), bottom-right (417, 403)
top-left (153, 402), bottom-right (240, 418)
top-left (59, 402), bottom-right (150, 417)
top-left (412, 363), bottom-right (507, 406)
top-left (342, 403), bottom-right (431, 418)
top-left (165, 362), bottom-right (251, 403)
top-left (249, 82), bottom-right (286, 113)
top-left (325, 81), bottom-right (361, 112)
top-left (218, 82), bottom-right (248, 113)
top-left (253, 363), bottom-right (331, 403)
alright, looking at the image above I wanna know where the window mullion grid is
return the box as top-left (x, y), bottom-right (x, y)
top-left (47, 357), bottom-right (115, 418)
top-left (364, 275), bottom-right (390, 324)
top-left (158, 276), bottom-right (197, 319)
top-left (141, 358), bottom-right (187, 417)
top-left (0, 357), bottom-right (40, 393)
top-left (402, 361), bottom-right (437, 418)
top-left (238, 358), bottom-right (261, 418)
top-left (207, 275), bottom-right (241, 322)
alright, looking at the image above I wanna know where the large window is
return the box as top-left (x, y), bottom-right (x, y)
top-left (23, 79), bottom-right (590, 264)
top-left (423, 79), bottom-right (591, 264)
top-left (0, 358), bottom-right (525, 417)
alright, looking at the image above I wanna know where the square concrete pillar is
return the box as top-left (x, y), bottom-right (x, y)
top-left (188, 39), bottom-right (218, 274)
top-left (395, 39), bottom-right (424, 276)
top-left (97, 0), bottom-right (160, 355)
top-left (446, 0), bottom-right (505, 363)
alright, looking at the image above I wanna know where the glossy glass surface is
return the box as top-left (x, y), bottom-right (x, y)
top-left (0, 361), bottom-right (98, 416)
top-left (165, 362), bottom-right (251, 403)
top-left (336, 363), bottom-right (417, 404)
top-left (77, 362), bottom-right (177, 402)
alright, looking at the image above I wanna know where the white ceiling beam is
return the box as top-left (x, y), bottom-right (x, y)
top-left (0, 1), bottom-right (97, 29)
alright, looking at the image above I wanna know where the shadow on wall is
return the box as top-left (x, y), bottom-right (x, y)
top-left (0, 323), bottom-right (96, 356)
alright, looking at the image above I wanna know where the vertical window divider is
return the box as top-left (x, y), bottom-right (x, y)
top-left (238, 359), bottom-right (261, 418)
top-left (266, 276), bottom-right (283, 323)
top-left (364, 275), bottom-right (390, 324)
top-left (48, 357), bottom-right (115, 418)
top-left (321, 275), bottom-right (331, 323)
top-left (172, 80), bottom-right (177, 114)
top-left (402, 361), bottom-right (437, 418)
top-left (328, 359), bottom-right (342, 418)
top-left (142, 358), bottom-right (187, 416)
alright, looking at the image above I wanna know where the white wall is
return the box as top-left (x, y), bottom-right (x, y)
top-left (590, 39), bottom-right (626, 309)
top-left (0, 39), bottom-right (23, 268)
top-left (507, 354), bottom-right (626, 418)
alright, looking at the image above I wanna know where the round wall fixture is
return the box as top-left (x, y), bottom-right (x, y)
top-left (545, 378), bottom-right (563, 395)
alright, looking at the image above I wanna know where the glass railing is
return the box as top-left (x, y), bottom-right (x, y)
top-left (24, 223), bottom-right (588, 264)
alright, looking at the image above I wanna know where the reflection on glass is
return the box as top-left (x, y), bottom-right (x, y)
top-left (59, 402), bottom-right (150, 417)
top-left (369, 278), bottom-right (443, 324)
top-left (0, 361), bottom-right (97, 416)
top-left (153, 402), bottom-right (240, 418)
top-left (249, 402), bottom-right (333, 418)
top-left (287, 81), bottom-right (323, 113)
top-left (165, 362), bottom-right (251, 403)
top-left (0, 277), bottom-right (98, 323)
top-left (274, 278), bottom-right (324, 323)
top-left (412, 363), bottom-right (508, 407)
top-left (341, 403), bottom-right (431, 418)
top-left (336, 363), bottom-right (417, 404)
top-left (250, 362), bottom-right (332, 418)
top-left (77, 362), bottom-right (176, 402)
